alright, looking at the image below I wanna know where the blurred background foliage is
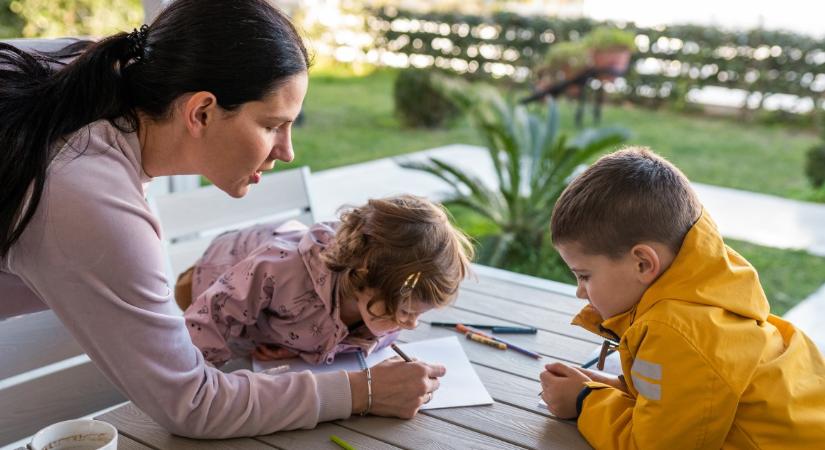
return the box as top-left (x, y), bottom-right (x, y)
top-left (0, 0), bottom-right (23, 37)
top-left (0, 0), bottom-right (142, 38)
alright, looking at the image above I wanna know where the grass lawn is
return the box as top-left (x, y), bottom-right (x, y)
top-left (727, 239), bottom-right (825, 315)
top-left (590, 105), bottom-right (821, 202)
top-left (289, 66), bottom-right (825, 314)
top-left (296, 67), bottom-right (822, 202)
top-left (292, 69), bottom-right (481, 171)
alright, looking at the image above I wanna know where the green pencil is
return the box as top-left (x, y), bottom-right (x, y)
top-left (330, 434), bottom-right (357, 450)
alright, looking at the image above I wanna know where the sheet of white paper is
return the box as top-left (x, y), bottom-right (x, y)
top-left (253, 336), bottom-right (493, 409)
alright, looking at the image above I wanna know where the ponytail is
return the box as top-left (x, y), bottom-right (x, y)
top-left (0, 0), bottom-right (309, 257)
top-left (0, 34), bottom-right (139, 256)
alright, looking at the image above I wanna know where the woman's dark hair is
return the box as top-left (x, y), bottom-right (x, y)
top-left (0, 0), bottom-right (309, 256)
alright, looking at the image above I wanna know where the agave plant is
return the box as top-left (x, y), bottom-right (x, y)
top-left (401, 78), bottom-right (630, 266)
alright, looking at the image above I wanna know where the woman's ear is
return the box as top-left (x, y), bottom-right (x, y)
top-left (182, 91), bottom-right (217, 137)
top-left (629, 244), bottom-right (661, 285)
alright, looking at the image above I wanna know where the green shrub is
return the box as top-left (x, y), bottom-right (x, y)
top-left (401, 84), bottom-right (629, 266)
top-left (393, 69), bottom-right (461, 128)
top-left (805, 143), bottom-right (825, 188)
top-left (585, 26), bottom-right (636, 51)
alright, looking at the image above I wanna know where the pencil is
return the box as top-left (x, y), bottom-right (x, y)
top-left (466, 332), bottom-right (507, 350)
top-left (330, 434), bottom-right (357, 450)
top-left (491, 326), bottom-right (538, 334)
top-left (431, 322), bottom-right (537, 334)
top-left (390, 343), bottom-right (413, 362)
top-left (460, 325), bottom-right (542, 359)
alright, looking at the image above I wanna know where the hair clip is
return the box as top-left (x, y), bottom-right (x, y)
top-left (399, 271), bottom-right (421, 296)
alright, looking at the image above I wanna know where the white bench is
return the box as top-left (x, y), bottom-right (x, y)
top-left (0, 167), bottom-right (315, 446)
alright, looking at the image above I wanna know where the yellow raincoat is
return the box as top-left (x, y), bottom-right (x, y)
top-left (572, 211), bottom-right (825, 449)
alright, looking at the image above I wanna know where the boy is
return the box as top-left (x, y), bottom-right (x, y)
top-left (540, 148), bottom-right (825, 449)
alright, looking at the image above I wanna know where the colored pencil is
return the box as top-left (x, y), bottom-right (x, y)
top-left (430, 322), bottom-right (537, 334)
top-left (330, 435), bottom-right (357, 450)
top-left (460, 324), bottom-right (542, 359)
top-left (466, 332), bottom-right (507, 349)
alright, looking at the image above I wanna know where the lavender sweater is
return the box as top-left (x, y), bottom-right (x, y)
top-left (3, 120), bottom-right (352, 437)
top-left (185, 220), bottom-right (397, 367)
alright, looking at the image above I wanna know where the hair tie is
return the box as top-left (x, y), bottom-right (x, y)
top-left (126, 24), bottom-right (149, 62)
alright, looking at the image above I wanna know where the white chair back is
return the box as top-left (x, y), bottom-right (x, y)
top-left (151, 166), bottom-right (315, 282)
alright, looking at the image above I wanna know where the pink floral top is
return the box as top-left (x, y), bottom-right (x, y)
top-left (184, 220), bottom-right (398, 366)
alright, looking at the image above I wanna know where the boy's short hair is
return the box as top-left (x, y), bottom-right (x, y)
top-left (551, 147), bottom-right (701, 258)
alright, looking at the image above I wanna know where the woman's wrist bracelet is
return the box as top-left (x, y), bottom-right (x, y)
top-left (361, 366), bottom-right (372, 416)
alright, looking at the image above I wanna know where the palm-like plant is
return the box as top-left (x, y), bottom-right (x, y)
top-left (400, 78), bottom-right (630, 266)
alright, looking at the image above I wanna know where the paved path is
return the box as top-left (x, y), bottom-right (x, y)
top-left (309, 144), bottom-right (825, 349)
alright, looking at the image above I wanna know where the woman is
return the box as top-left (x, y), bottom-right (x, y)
top-left (0, 0), bottom-right (444, 438)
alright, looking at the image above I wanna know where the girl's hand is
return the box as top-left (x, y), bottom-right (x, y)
top-left (540, 362), bottom-right (591, 419)
top-left (348, 356), bottom-right (446, 419)
top-left (252, 344), bottom-right (297, 361)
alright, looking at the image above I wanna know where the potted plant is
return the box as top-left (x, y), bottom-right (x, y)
top-left (585, 26), bottom-right (636, 80)
top-left (535, 41), bottom-right (591, 97)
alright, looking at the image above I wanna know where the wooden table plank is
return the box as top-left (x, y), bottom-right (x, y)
top-left (335, 414), bottom-right (525, 450)
top-left (452, 290), bottom-right (600, 344)
top-left (420, 306), bottom-right (598, 364)
top-left (118, 434), bottom-right (157, 450)
top-left (462, 276), bottom-right (583, 316)
top-left (258, 423), bottom-right (401, 450)
top-left (424, 402), bottom-right (589, 450)
top-left (97, 404), bottom-right (269, 449)
top-left (470, 364), bottom-right (550, 418)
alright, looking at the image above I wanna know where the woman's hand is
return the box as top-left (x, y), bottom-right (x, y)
top-left (252, 344), bottom-right (297, 361)
top-left (348, 356), bottom-right (446, 419)
top-left (540, 362), bottom-right (591, 419)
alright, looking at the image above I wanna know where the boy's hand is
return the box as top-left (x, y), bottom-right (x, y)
top-left (540, 362), bottom-right (591, 419)
top-left (253, 344), bottom-right (297, 361)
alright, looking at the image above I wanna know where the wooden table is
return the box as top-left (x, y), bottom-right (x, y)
top-left (97, 268), bottom-right (598, 449)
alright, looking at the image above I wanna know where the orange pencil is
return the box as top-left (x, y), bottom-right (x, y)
top-left (466, 332), bottom-right (507, 350)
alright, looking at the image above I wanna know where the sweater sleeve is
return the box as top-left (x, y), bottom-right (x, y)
top-left (576, 322), bottom-right (739, 449)
top-left (8, 127), bottom-right (352, 438)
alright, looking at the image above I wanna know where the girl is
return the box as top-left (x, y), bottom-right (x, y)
top-left (176, 195), bottom-right (475, 367)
